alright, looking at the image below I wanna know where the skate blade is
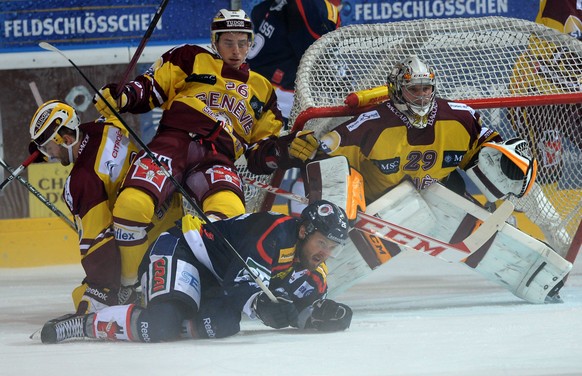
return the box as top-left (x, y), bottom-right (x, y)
top-left (29, 327), bottom-right (42, 340)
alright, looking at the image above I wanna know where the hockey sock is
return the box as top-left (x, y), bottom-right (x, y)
top-left (113, 187), bottom-right (154, 286)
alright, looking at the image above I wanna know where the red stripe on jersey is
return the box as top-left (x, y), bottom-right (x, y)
top-left (308, 270), bottom-right (326, 294)
top-left (256, 216), bottom-right (296, 265)
top-left (295, 0), bottom-right (322, 40)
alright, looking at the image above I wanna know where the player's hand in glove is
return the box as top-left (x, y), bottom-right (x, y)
top-left (253, 291), bottom-right (299, 329)
top-left (298, 299), bottom-right (352, 332)
top-left (288, 130), bottom-right (319, 162)
top-left (93, 84), bottom-right (131, 118)
top-left (28, 141), bottom-right (48, 163)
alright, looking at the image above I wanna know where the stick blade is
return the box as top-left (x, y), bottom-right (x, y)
top-left (38, 41), bottom-right (56, 51)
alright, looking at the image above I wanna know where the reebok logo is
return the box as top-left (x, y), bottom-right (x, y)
top-left (140, 321), bottom-right (151, 342)
top-left (85, 287), bottom-right (109, 302)
top-left (202, 317), bottom-right (216, 338)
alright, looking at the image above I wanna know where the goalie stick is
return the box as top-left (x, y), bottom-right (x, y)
top-left (0, 157), bottom-right (77, 232)
top-left (39, 42), bottom-right (278, 303)
top-left (241, 176), bottom-right (514, 263)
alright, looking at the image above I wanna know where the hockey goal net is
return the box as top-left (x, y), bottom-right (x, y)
top-left (241, 16), bottom-right (582, 261)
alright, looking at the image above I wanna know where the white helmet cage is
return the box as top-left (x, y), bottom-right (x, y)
top-left (210, 9), bottom-right (254, 54)
top-left (388, 55), bottom-right (436, 128)
top-left (30, 100), bottom-right (80, 157)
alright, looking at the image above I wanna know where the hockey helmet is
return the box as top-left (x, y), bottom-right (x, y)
top-left (210, 9), bottom-right (254, 50)
top-left (29, 100), bottom-right (80, 157)
top-left (300, 200), bottom-right (349, 245)
top-left (388, 55), bottom-right (436, 128)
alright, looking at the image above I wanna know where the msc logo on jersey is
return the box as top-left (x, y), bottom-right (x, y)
top-left (442, 151), bottom-right (465, 168)
top-left (373, 157), bottom-right (400, 174)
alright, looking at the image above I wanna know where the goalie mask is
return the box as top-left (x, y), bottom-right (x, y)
top-left (388, 55), bottom-right (436, 129)
top-left (30, 100), bottom-right (80, 160)
top-left (301, 200), bottom-right (349, 245)
top-left (210, 9), bottom-right (254, 56)
top-left (466, 138), bottom-right (538, 202)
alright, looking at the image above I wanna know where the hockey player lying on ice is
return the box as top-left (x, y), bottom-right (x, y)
top-left (40, 200), bottom-right (353, 343)
top-left (293, 55), bottom-right (571, 303)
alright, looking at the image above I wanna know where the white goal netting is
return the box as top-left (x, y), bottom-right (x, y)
top-left (241, 16), bottom-right (582, 257)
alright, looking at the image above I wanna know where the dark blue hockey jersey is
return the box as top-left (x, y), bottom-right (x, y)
top-left (178, 212), bottom-right (329, 337)
top-left (247, 0), bottom-right (341, 91)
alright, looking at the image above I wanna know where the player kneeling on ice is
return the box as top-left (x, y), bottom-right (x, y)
top-left (40, 200), bottom-right (353, 344)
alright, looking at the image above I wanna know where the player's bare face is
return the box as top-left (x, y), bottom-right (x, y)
top-left (39, 140), bottom-right (71, 166)
top-left (299, 231), bottom-right (340, 271)
top-left (216, 33), bottom-right (251, 69)
top-left (402, 84), bottom-right (433, 106)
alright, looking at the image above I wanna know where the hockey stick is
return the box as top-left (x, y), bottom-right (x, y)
top-left (1, 81), bottom-right (45, 191)
top-left (242, 176), bottom-right (513, 262)
top-left (0, 157), bottom-right (77, 232)
top-left (0, 150), bottom-right (41, 191)
top-left (114, 0), bottom-right (170, 96)
top-left (39, 42), bottom-right (277, 302)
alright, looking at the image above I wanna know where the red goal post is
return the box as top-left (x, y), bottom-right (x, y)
top-left (239, 16), bottom-right (582, 262)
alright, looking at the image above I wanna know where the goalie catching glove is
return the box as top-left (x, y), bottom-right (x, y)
top-left (466, 138), bottom-right (538, 202)
top-left (297, 299), bottom-right (353, 332)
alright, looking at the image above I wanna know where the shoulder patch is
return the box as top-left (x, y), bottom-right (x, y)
top-left (448, 101), bottom-right (476, 116)
top-left (346, 110), bottom-right (380, 132)
top-left (278, 246), bottom-right (296, 264)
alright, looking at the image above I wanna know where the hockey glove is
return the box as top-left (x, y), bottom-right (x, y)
top-left (28, 141), bottom-right (48, 163)
top-left (253, 291), bottom-right (299, 329)
top-left (298, 299), bottom-right (352, 332)
top-left (272, 130), bottom-right (319, 170)
top-left (93, 84), bottom-right (131, 118)
top-left (289, 130), bottom-right (319, 162)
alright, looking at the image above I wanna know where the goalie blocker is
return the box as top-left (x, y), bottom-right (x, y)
top-left (306, 156), bottom-right (570, 304)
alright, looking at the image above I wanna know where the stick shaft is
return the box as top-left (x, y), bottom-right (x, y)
top-left (0, 158), bottom-right (77, 231)
top-left (115, 0), bottom-right (170, 96)
top-left (242, 175), bottom-right (511, 262)
top-left (0, 151), bottom-right (41, 191)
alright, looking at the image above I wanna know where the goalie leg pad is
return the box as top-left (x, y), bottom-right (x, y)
top-left (468, 228), bottom-right (572, 304)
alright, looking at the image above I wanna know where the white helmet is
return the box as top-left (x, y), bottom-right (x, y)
top-left (30, 100), bottom-right (80, 158)
top-left (210, 9), bottom-right (254, 52)
top-left (388, 55), bottom-right (436, 128)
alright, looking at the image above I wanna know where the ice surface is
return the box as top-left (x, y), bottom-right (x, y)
top-left (2, 250), bottom-right (581, 376)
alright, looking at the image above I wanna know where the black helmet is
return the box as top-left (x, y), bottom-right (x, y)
top-left (300, 200), bottom-right (349, 245)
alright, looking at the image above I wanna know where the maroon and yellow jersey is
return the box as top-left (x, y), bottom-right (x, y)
top-left (320, 98), bottom-right (500, 203)
top-left (63, 119), bottom-right (137, 260)
top-left (125, 44), bottom-right (283, 161)
top-left (536, 0), bottom-right (582, 40)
